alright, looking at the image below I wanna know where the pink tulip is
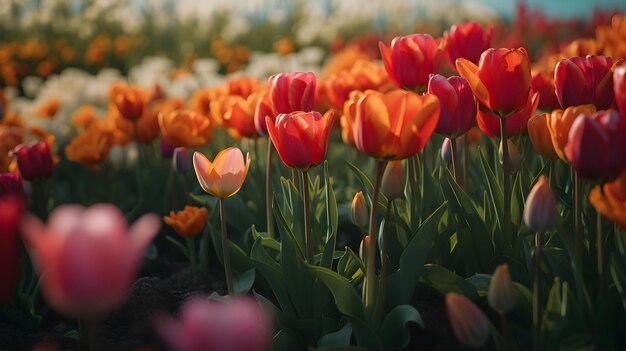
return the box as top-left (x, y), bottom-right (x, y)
top-left (268, 72), bottom-right (316, 115)
top-left (154, 297), bottom-right (272, 351)
top-left (21, 204), bottom-right (161, 318)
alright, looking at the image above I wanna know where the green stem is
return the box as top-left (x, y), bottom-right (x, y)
top-left (596, 185), bottom-right (605, 289)
top-left (365, 160), bottom-right (385, 311)
top-left (574, 171), bottom-right (582, 268)
top-left (132, 120), bottom-right (144, 200)
top-left (266, 140), bottom-right (275, 239)
top-left (450, 137), bottom-right (460, 184)
top-left (462, 133), bottom-right (469, 189)
top-left (292, 168), bottom-right (299, 190)
top-left (500, 117), bottom-right (511, 253)
top-left (375, 198), bottom-right (393, 321)
top-left (301, 170), bottom-right (314, 265)
top-left (408, 155), bottom-right (418, 227)
top-left (186, 237), bottom-right (197, 271)
top-left (219, 199), bottom-right (234, 296)
top-left (534, 230), bottom-right (544, 351)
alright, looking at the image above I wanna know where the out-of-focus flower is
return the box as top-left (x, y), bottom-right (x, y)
top-left (528, 113), bottom-right (558, 159)
top-left (532, 70), bottom-right (561, 110)
top-left (269, 72), bottom-right (317, 115)
top-left (499, 139), bottom-right (522, 174)
top-left (21, 204), bottom-right (161, 318)
top-left (590, 170), bottom-right (626, 230)
top-left (65, 129), bottom-right (114, 171)
top-left (29, 126), bottom-right (56, 147)
top-left (211, 94), bottom-right (259, 140)
top-left (164, 206), bottom-right (207, 238)
top-left (524, 176), bottom-right (557, 231)
top-left (381, 160), bottom-right (405, 200)
top-left (0, 126), bottom-right (23, 172)
top-left (34, 98), bottom-right (60, 119)
top-left (274, 37), bottom-right (295, 55)
top-left (160, 140), bottom-right (175, 158)
top-left (0, 196), bottom-right (23, 303)
top-left (11, 142), bottom-right (54, 181)
top-left (227, 77), bottom-right (261, 99)
top-left (379, 34), bottom-right (444, 90)
top-left (546, 104), bottom-right (597, 162)
top-left (457, 48), bottom-right (532, 117)
top-left (267, 110), bottom-right (334, 170)
top-left (173, 147), bottom-right (191, 174)
top-left (565, 110), bottom-right (626, 181)
top-left (554, 55), bottom-right (617, 110)
top-left (0, 91), bottom-right (8, 120)
top-left (0, 173), bottom-right (23, 198)
top-left (189, 87), bottom-right (227, 126)
top-left (446, 293), bottom-right (490, 348)
top-left (193, 147), bottom-right (250, 199)
top-left (112, 103), bottom-right (161, 144)
top-left (428, 74), bottom-right (476, 139)
top-left (488, 264), bottom-right (517, 314)
top-left (154, 297), bottom-right (272, 351)
top-left (111, 84), bottom-right (147, 121)
top-left (351, 191), bottom-right (368, 228)
top-left (445, 22), bottom-right (493, 68)
top-left (477, 92), bottom-right (539, 138)
top-left (352, 90), bottom-right (440, 160)
top-left (254, 90), bottom-right (274, 136)
top-left (71, 106), bottom-right (99, 131)
top-left (159, 110), bottom-right (212, 149)
top-left (614, 64), bottom-right (626, 117)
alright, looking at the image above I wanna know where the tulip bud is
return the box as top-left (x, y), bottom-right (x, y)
top-left (488, 264), bottom-right (517, 314)
top-left (11, 142), bottom-right (55, 181)
top-left (428, 74), bottom-right (477, 139)
top-left (268, 72), bottom-right (316, 115)
top-left (351, 191), bottom-right (368, 228)
top-left (499, 140), bottom-right (521, 174)
top-left (360, 235), bottom-right (371, 261)
top-left (160, 139), bottom-right (175, 158)
top-left (445, 22), bottom-right (493, 67)
top-left (172, 147), bottom-right (190, 174)
top-left (446, 293), bottom-right (490, 348)
top-left (441, 138), bottom-right (452, 164)
top-left (380, 34), bottom-right (444, 90)
top-left (113, 85), bottom-right (145, 121)
top-left (381, 160), bottom-right (405, 200)
top-left (524, 176), bottom-right (557, 231)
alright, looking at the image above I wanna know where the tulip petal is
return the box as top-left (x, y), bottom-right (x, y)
top-left (193, 152), bottom-right (215, 196)
top-left (456, 58), bottom-right (489, 108)
top-left (129, 213), bottom-right (162, 253)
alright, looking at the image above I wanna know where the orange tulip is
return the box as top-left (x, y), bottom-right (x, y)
top-left (159, 109), bottom-right (212, 148)
top-left (340, 91), bottom-right (365, 145)
top-left (527, 113), bottom-right (558, 159)
top-left (111, 84), bottom-right (147, 121)
top-left (193, 147), bottom-right (250, 199)
top-left (35, 98), bottom-right (60, 119)
top-left (71, 105), bottom-right (99, 130)
top-left (210, 94), bottom-right (260, 140)
top-left (164, 206), bottom-right (208, 238)
top-left (189, 87), bottom-right (227, 126)
top-left (65, 129), bottom-right (114, 171)
top-left (266, 110), bottom-right (335, 170)
top-left (545, 104), bottom-right (596, 162)
top-left (351, 89), bottom-right (440, 160)
top-left (226, 77), bottom-right (261, 99)
top-left (590, 170), bottom-right (626, 230)
top-left (456, 48), bottom-right (532, 117)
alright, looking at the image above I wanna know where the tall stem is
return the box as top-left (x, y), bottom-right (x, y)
top-left (365, 160), bottom-right (385, 310)
top-left (450, 137), bottom-right (460, 183)
top-left (500, 117), bottom-right (510, 252)
top-left (219, 199), bottom-right (234, 296)
top-left (266, 141), bottom-right (275, 239)
top-left (375, 199), bottom-right (393, 321)
top-left (301, 170), bottom-right (314, 265)
top-left (574, 171), bottom-right (582, 267)
top-left (596, 185), bottom-right (605, 289)
top-left (533, 230), bottom-right (544, 351)
top-left (462, 133), bottom-right (469, 189)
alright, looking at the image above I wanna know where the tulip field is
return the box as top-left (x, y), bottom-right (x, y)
top-left (2, 0), bottom-right (626, 350)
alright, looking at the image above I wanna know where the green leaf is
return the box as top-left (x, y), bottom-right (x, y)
top-left (420, 265), bottom-right (479, 298)
top-left (479, 149), bottom-right (504, 234)
top-left (379, 305), bottom-right (423, 350)
top-left (63, 330), bottom-right (80, 341)
top-left (337, 247), bottom-right (365, 283)
top-left (272, 328), bottom-right (303, 351)
top-left (318, 322), bottom-right (353, 348)
top-left (233, 268), bottom-right (255, 294)
top-left (321, 161), bottom-right (339, 268)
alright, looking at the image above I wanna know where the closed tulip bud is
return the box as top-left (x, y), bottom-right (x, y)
top-left (554, 55), bottom-right (617, 110)
top-left (379, 34), bottom-right (445, 90)
top-left (528, 113), bottom-right (558, 159)
top-left (351, 191), bottom-right (368, 228)
top-left (565, 110), bottom-right (626, 181)
top-left (545, 104), bottom-right (596, 162)
top-left (441, 138), bottom-right (453, 164)
top-left (488, 264), bottom-right (517, 314)
top-left (266, 110), bottom-right (335, 170)
top-left (381, 160), bottom-right (405, 200)
top-left (11, 141), bottom-right (55, 181)
top-left (268, 72), bottom-right (316, 115)
top-left (164, 206), bottom-right (208, 238)
top-left (360, 235), bottom-right (371, 261)
top-left (499, 140), bottom-right (521, 174)
top-left (193, 148), bottom-right (251, 199)
top-left (477, 92), bottom-right (539, 138)
top-left (428, 74), bottom-right (477, 139)
top-left (524, 176), bottom-right (557, 231)
top-left (614, 64), bottom-right (626, 118)
top-left (445, 22), bottom-right (493, 68)
top-left (172, 147), bottom-right (190, 174)
top-left (446, 293), bottom-right (490, 348)
top-left (457, 47), bottom-right (532, 117)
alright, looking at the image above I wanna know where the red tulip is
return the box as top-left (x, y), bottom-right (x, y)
top-left (532, 70), bottom-right (561, 110)
top-left (456, 48), bottom-right (532, 117)
top-left (445, 22), bottom-right (493, 68)
top-left (266, 110), bottom-right (335, 170)
top-left (0, 196), bottom-right (23, 303)
top-left (21, 204), bottom-right (161, 318)
top-left (379, 34), bottom-right (444, 90)
top-left (477, 92), bottom-right (539, 138)
top-left (268, 72), bottom-right (316, 115)
top-left (614, 64), bottom-right (626, 118)
top-left (554, 55), bottom-right (617, 110)
top-left (0, 172), bottom-right (24, 197)
top-left (11, 141), bottom-right (55, 181)
top-left (565, 110), bottom-right (626, 181)
top-left (154, 297), bottom-right (272, 351)
top-left (254, 90), bottom-right (274, 136)
top-left (427, 74), bottom-right (477, 138)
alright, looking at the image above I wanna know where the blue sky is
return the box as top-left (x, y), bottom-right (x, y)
top-left (479, 0), bottom-right (626, 19)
